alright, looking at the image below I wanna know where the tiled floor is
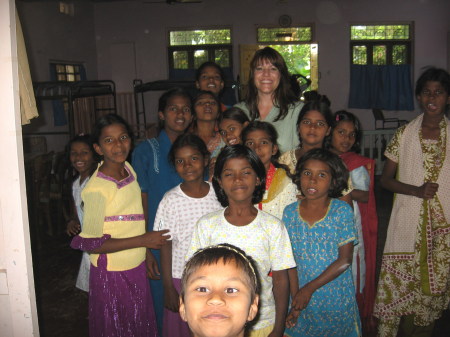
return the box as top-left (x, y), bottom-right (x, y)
top-left (30, 177), bottom-right (449, 337)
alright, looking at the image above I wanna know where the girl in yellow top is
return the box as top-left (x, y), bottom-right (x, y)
top-left (71, 114), bottom-right (170, 337)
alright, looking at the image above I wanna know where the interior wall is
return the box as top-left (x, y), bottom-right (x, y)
top-left (17, 1), bottom-right (97, 152)
top-left (93, 0), bottom-right (450, 129)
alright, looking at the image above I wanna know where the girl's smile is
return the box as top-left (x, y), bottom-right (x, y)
top-left (174, 145), bottom-right (208, 183)
top-left (159, 95), bottom-right (193, 135)
top-left (219, 119), bottom-right (248, 146)
top-left (94, 123), bottom-right (131, 165)
top-left (70, 141), bottom-right (95, 180)
top-left (331, 121), bottom-right (356, 155)
top-left (196, 66), bottom-right (224, 95)
top-left (219, 158), bottom-right (259, 204)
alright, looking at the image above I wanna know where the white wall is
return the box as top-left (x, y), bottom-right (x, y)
top-left (92, 0), bottom-right (450, 129)
top-left (0, 0), bottom-right (39, 335)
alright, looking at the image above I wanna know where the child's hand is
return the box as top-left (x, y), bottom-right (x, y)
top-left (291, 285), bottom-right (314, 311)
top-left (145, 250), bottom-right (160, 280)
top-left (285, 307), bottom-right (301, 328)
top-left (66, 220), bottom-right (81, 236)
top-left (416, 182), bottom-right (439, 199)
top-left (164, 284), bottom-right (180, 312)
top-left (141, 230), bottom-right (171, 249)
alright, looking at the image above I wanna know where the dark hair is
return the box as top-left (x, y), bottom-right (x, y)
top-left (415, 67), bottom-right (450, 96)
top-left (303, 90), bottom-right (331, 107)
top-left (66, 134), bottom-right (100, 178)
top-left (168, 133), bottom-right (210, 167)
top-left (241, 121), bottom-right (281, 162)
top-left (181, 243), bottom-right (259, 301)
top-left (157, 87), bottom-right (192, 133)
top-left (195, 61), bottom-right (226, 86)
top-left (212, 145), bottom-right (266, 207)
top-left (296, 96), bottom-right (333, 145)
top-left (92, 114), bottom-right (134, 146)
top-left (327, 110), bottom-right (362, 153)
top-left (245, 47), bottom-right (298, 122)
top-left (293, 148), bottom-right (348, 198)
top-left (218, 107), bottom-right (250, 126)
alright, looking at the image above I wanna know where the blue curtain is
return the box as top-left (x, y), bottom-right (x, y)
top-left (49, 64), bottom-right (87, 126)
top-left (348, 64), bottom-right (414, 110)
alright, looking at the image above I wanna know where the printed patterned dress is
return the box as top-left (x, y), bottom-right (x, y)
top-left (283, 199), bottom-right (361, 337)
top-left (374, 115), bottom-right (450, 337)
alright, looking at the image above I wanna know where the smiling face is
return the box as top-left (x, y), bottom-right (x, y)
top-left (159, 95), bottom-right (193, 138)
top-left (194, 93), bottom-right (220, 122)
top-left (179, 259), bottom-right (259, 337)
top-left (174, 145), bottom-right (208, 184)
top-left (70, 141), bottom-right (96, 180)
top-left (94, 123), bottom-right (131, 165)
top-left (219, 157), bottom-right (259, 206)
top-left (298, 110), bottom-right (331, 149)
top-left (330, 121), bottom-right (356, 155)
top-left (417, 80), bottom-right (450, 117)
top-left (196, 66), bottom-right (225, 96)
top-left (244, 129), bottom-right (278, 170)
top-left (300, 159), bottom-right (332, 201)
top-left (253, 60), bottom-right (281, 96)
top-left (219, 119), bottom-right (248, 146)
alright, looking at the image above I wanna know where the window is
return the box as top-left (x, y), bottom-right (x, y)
top-left (350, 24), bottom-right (412, 65)
top-left (168, 29), bottom-right (232, 74)
top-left (348, 23), bottom-right (414, 111)
top-left (51, 62), bottom-right (83, 82)
top-left (257, 26), bottom-right (318, 91)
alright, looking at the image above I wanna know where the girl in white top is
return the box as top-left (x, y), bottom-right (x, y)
top-left (242, 121), bottom-right (298, 220)
top-left (156, 134), bottom-right (222, 337)
top-left (65, 134), bottom-right (99, 292)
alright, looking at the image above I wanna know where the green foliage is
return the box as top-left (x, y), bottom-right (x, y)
top-left (170, 29), bottom-right (231, 46)
top-left (266, 44), bottom-right (311, 78)
top-left (351, 25), bottom-right (410, 40)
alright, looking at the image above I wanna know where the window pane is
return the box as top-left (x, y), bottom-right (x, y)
top-left (258, 27), bottom-right (312, 43)
top-left (57, 74), bottom-right (66, 81)
top-left (194, 50), bottom-right (208, 68)
top-left (266, 44), bottom-right (311, 76)
top-left (351, 25), bottom-right (410, 40)
top-left (66, 64), bottom-right (74, 74)
top-left (352, 45), bottom-right (367, 65)
top-left (373, 45), bottom-right (387, 65)
top-left (56, 64), bottom-right (65, 73)
top-left (214, 49), bottom-right (230, 67)
top-left (392, 45), bottom-right (407, 65)
top-left (170, 29), bottom-right (231, 46)
top-left (173, 51), bottom-right (189, 69)
top-left (67, 74), bottom-right (75, 82)
top-left (75, 74), bottom-right (81, 81)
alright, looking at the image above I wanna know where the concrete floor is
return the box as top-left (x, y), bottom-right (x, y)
top-left (30, 177), bottom-right (450, 337)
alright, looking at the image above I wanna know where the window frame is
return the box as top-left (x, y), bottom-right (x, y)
top-left (50, 60), bottom-right (84, 82)
top-left (349, 22), bottom-right (414, 66)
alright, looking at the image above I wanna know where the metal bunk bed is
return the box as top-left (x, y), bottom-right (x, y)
top-left (32, 80), bottom-right (118, 138)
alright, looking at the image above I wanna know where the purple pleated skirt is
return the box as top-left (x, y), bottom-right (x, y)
top-left (162, 278), bottom-right (190, 337)
top-left (89, 254), bottom-right (158, 337)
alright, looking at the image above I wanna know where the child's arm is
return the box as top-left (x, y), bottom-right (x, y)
top-left (145, 249), bottom-right (160, 280)
top-left (350, 189), bottom-right (369, 203)
top-left (269, 269), bottom-right (290, 337)
top-left (89, 230), bottom-right (170, 254)
top-left (161, 242), bottom-right (179, 312)
top-left (66, 192), bottom-right (81, 236)
top-left (291, 242), bottom-right (353, 312)
top-left (288, 267), bottom-right (299, 298)
top-left (380, 158), bottom-right (438, 199)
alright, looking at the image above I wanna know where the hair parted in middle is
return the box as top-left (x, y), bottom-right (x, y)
top-left (168, 133), bottom-right (210, 167)
top-left (293, 148), bottom-right (349, 198)
top-left (212, 144), bottom-right (266, 207)
top-left (296, 95), bottom-right (333, 144)
top-left (245, 47), bottom-right (298, 122)
top-left (180, 243), bottom-right (260, 301)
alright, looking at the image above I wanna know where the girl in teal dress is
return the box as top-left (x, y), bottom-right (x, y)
top-left (283, 148), bottom-right (361, 337)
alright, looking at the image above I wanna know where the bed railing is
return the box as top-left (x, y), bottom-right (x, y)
top-left (359, 129), bottom-right (396, 175)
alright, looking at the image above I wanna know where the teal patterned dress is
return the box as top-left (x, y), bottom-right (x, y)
top-left (283, 199), bottom-right (361, 337)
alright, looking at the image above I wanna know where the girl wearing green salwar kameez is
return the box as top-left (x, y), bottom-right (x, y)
top-left (374, 68), bottom-right (450, 337)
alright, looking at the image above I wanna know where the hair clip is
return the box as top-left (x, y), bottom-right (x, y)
top-left (78, 132), bottom-right (85, 136)
top-left (335, 115), bottom-right (340, 121)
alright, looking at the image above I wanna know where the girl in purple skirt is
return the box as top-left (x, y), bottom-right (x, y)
top-left (71, 114), bottom-right (170, 337)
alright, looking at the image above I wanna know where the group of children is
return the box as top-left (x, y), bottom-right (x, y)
top-left (65, 62), bottom-right (450, 337)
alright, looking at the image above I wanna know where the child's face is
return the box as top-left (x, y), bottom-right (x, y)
top-left (330, 121), bottom-right (356, 155)
top-left (174, 145), bottom-right (208, 184)
top-left (194, 94), bottom-right (220, 122)
top-left (196, 66), bottom-right (224, 96)
top-left (179, 259), bottom-right (259, 337)
top-left (300, 159), bottom-right (332, 201)
top-left (417, 81), bottom-right (450, 117)
top-left (94, 123), bottom-right (131, 165)
top-left (219, 119), bottom-right (248, 146)
top-left (244, 130), bottom-right (278, 169)
top-left (159, 95), bottom-right (193, 135)
top-left (70, 141), bottom-right (95, 178)
top-left (298, 110), bottom-right (330, 148)
top-left (219, 157), bottom-right (259, 206)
